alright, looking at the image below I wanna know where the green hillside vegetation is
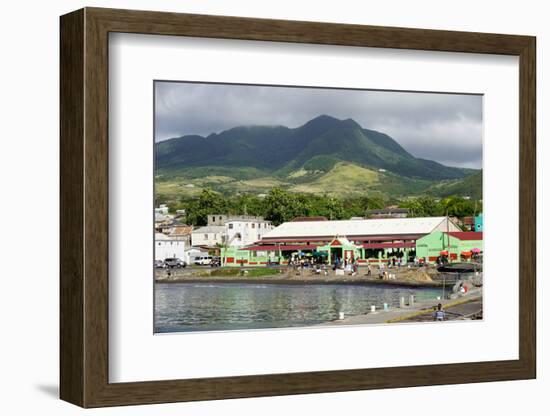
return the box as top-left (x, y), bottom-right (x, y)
top-left (156, 115), bottom-right (475, 180)
top-left (164, 187), bottom-right (482, 227)
top-left (427, 171), bottom-right (483, 200)
top-left (154, 114), bottom-right (482, 202)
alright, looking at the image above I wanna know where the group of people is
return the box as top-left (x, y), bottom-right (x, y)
top-left (332, 256), bottom-right (359, 275)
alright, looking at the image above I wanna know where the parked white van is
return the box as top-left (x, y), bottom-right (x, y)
top-left (194, 256), bottom-right (213, 266)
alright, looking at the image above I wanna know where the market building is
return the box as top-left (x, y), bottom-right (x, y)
top-left (220, 216), bottom-right (468, 266)
top-left (415, 231), bottom-right (483, 262)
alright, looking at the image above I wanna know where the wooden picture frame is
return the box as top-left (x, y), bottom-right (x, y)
top-left (60, 7), bottom-right (536, 408)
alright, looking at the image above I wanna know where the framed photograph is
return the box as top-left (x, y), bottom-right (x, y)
top-left (60, 7), bottom-right (536, 407)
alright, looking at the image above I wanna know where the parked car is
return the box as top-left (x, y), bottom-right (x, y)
top-left (164, 257), bottom-right (186, 268)
top-left (154, 260), bottom-right (165, 269)
top-left (194, 256), bottom-right (213, 266)
top-left (210, 256), bottom-right (221, 267)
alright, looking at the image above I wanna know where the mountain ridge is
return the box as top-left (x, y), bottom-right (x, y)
top-left (155, 115), bottom-right (477, 181)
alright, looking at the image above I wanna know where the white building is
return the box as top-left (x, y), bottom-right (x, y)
top-left (191, 225), bottom-right (225, 247)
top-left (261, 216), bottom-right (460, 242)
top-left (155, 204), bottom-right (169, 215)
top-left (191, 215), bottom-right (273, 248)
top-left (155, 232), bottom-right (186, 261)
top-left (225, 219), bottom-right (272, 246)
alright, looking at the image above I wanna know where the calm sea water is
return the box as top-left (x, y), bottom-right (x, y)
top-left (155, 282), bottom-right (447, 333)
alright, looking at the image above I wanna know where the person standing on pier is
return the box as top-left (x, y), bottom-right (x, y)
top-left (433, 303), bottom-right (446, 321)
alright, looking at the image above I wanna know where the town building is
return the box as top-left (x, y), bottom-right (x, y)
top-left (474, 213), bottom-right (483, 232)
top-left (192, 215), bottom-right (273, 249)
top-left (155, 204), bottom-right (169, 215)
top-left (415, 231), bottom-right (483, 262)
top-left (191, 225), bottom-right (226, 247)
top-left (155, 212), bottom-right (175, 232)
top-left (366, 207), bottom-right (409, 219)
top-left (220, 216), bottom-right (464, 266)
top-left (154, 232), bottom-right (186, 261)
top-left (165, 224), bottom-right (193, 245)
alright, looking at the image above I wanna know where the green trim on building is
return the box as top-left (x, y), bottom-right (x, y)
top-left (415, 231), bottom-right (483, 263)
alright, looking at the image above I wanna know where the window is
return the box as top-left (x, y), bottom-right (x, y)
top-left (228, 224), bottom-right (233, 229)
top-left (204, 234), bottom-right (208, 240)
top-left (258, 234), bottom-right (261, 240)
top-left (212, 216), bottom-right (215, 222)
top-left (252, 223), bottom-right (255, 229)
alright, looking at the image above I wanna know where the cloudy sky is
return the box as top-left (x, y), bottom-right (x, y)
top-left (155, 81), bottom-right (483, 169)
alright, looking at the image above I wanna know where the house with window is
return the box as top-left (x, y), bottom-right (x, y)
top-left (191, 215), bottom-right (273, 249)
top-left (154, 232), bottom-right (186, 261)
top-left (191, 225), bottom-right (225, 247)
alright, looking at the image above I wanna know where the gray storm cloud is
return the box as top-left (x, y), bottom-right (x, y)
top-left (155, 81), bottom-right (482, 169)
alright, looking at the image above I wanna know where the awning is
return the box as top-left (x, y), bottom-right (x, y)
top-left (440, 250), bottom-right (449, 256)
top-left (460, 251), bottom-right (472, 257)
top-left (362, 242), bottom-right (416, 249)
top-left (471, 248), bottom-right (481, 253)
top-left (242, 244), bottom-right (318, 251)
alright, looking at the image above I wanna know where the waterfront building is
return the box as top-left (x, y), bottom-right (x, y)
top-left (415, 231), bottom-right (483, 262)
top-left (192, 215), bottom-right (273, 249)
top-left (191, 225), bottom-right (226, 247)
top-left (154, 232), bottom-right (186, 261)
top-left (221, 216), bottom-right (463, 266)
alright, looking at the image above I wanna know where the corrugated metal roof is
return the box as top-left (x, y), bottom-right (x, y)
top-left (262, 217), bottom-right (458, 239)
top-left (155, 232), bottom-right (185, 241)
top-left (192, 225), bottom-right (225, 233)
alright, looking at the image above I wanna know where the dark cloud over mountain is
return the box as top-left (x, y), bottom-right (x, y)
top-left (155, 82), bottom-right (482, 168)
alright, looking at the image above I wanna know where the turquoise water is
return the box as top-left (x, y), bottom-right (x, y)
top-left (154, 282), bottom-right (446, 333)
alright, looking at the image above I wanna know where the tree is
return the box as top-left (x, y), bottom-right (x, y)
top-left (264, 188), bottom-right (312, 225)
top-left (184, 188), bottom-right (229, 226)
top-left (399, 196), bottom-right (439, 217)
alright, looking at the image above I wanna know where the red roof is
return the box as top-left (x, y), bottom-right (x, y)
top-left (362, 242), bottom-right (416, 249)
top-left (242, 244), bottom-right (318, 251)
top-left (445, 232), bottom-right (483, 241)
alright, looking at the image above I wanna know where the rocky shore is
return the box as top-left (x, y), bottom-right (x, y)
top-left (155, 265), bottom-right (456, 288)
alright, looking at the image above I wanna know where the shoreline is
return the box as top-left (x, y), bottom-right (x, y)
top-left (318, 291), bottom-right (483, 326)
top-left (155, 276), bottom-right (445, 288)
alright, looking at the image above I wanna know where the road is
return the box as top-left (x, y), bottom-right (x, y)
top-left (401, 299), bottom-right (483, 322)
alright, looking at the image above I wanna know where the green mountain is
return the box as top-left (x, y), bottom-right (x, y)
top-left (156, 115), bottom-right (474, 180)
top-left (155, 115), bottom-right (481, 199)
top-left (427, 170), bottom-right (483, 200)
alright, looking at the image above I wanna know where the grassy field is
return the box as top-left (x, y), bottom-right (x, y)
top-left (156, 160), bottom-right (441, 201)
top-left (290, 162), bottom-right (381, 196)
